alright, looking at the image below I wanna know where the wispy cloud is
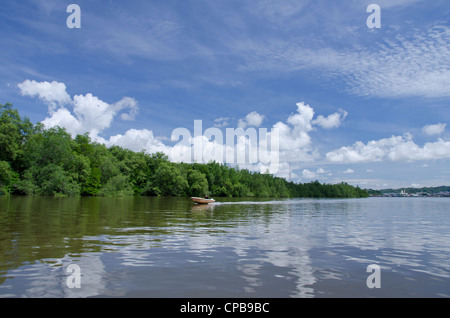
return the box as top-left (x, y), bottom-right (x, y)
top-left (7, 1), bottom-right (448, 99)
top-left (370, 0), bottom-right (425, 9)
top-left (214, 117), bottom-right (230, 128)
top-left (234, 23), bottom-right (450, 98)
top-left (343, 25), bottom-right (450, 98)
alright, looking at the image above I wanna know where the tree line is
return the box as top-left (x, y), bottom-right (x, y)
top-left (367, 185), bottom-right (450, 196)
top-left (0, 103), bottom-right (369, 198)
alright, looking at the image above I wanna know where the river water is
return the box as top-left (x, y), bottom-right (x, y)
top-left (0, 196), bottom-right (449, 298)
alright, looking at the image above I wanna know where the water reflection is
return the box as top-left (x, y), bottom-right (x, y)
top-left (0, 196), bottom-right (449, 297)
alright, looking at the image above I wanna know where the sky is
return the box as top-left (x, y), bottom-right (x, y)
top-left (1, 0), bottom-right (450, 189)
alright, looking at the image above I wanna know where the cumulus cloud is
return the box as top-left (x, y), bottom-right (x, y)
top-left (103, 128), bottom-right (170, 154)
top-left (41, 108), bottom-right (81, 134)
top-left (187, 102), bottom-right (350, 178)
top-left (268, 101), bottom-right (350, 170)
top-left (221, 101), bottom-right (346, 178)
top-left (19, 81), bottom-right (369, 180)
top-left (169, 101), bottom-right (345, 178)
top-left (326, 134), bottom-right (450, 163)
top-left (270, 102), bottom-right (319, 168)
top-left (263, 101), bottom-right (348, 178)
top-left (238, 111), bottom-right (265, 128)
top-left (19, 80), bottom-right (140, 140)
top-left (43, 94), bottom-right (139, 138)
top-left (24, 78), bottom-right (450, 184)
top-left (422, 123), bottom-right (446, 136)
top-left (18, 79), bottom-right (71, 111)
top-left (312, 109), bottom-right (348, 129)
top-left (277, 102), bottom-right (314, 148)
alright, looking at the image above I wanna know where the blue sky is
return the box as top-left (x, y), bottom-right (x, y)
top-left (1, 0), bottom-right (450, 189)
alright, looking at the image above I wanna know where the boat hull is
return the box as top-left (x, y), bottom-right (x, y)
top-left (191, 197), bottom-right (215, 204)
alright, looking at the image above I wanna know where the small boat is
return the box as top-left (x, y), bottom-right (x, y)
top-left (191, 197), bottom-right (215, 204)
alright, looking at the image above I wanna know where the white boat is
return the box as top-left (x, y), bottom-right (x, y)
top-left (191, 197), bottom-right (215, 204)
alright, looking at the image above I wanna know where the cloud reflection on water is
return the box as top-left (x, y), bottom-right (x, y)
top-left (1, 197), bottom-right (449, 297)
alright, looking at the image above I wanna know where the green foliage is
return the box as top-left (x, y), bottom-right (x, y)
top-left (0, 103), bottom-right (370, 199)
top-left (150, 161), bottom-right (189, 196)
top-left (14, 169), bottom-right (39, 195)
top-left (0, 160), bottom-right (19, 194)
top-left (187, 169), bottom-right (209, 197)
top-left (99, 174), bottom-right (134, 197)
top-left (0, 103), bottom-right (33, 171)
top-left (81, 167), bottom-right (102, 196)
top-left (38, 164), bottom-right (80, 197)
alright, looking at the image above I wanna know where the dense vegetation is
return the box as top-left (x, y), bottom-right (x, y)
top-left (0, 103), bottom-right (368, 198)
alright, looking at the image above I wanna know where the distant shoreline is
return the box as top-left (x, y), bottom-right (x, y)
top-left (367, 186), bottom-right (450, 198)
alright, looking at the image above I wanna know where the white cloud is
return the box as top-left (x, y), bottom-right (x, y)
top-left (286, 102), bottom-right (315, 133)
top-left (239, 24), bottom-right (450, 98)
top-left (342, 168), bottom-right (354, 174)
top-left (238, 111), bottom-right (265, 128)
top-left (336, 25), bottom-right (450, 98)
top-left (114, 97), bottom-right (139, 121)
top-left (41, 93), bottom-right (139, 138)
top-left (302, 169), bottom-right (316, 179)
top-left (207, 102), bottom-right (352, 178)
top-left (326, 134), bottom-right (450, 163)
top-left (326, 134), bottom-right (413, 163)
top-left (312, 109), bottom-right (347, 129)
top-left (103, 128), bottom-right (170, 154)
top-left (269, 103), bottom-right (348, 168)
top-left (172, 101), bottom-right (344, 178)
top-left (19, 80), bottom-right (140, 139)
top-left (216, 101), bottom-right (345, 177)
top-left (71, 94), bottom-right (116, 136)
top-left (19, 79), bottom-right (144, 145)
top-left (21, 82), bottom-right (328, 175)
top-left (214, 117), bottom-right (230, 127)
top-left (272, 102), bottom-right (319, 165)
top-left (28, 81), bottom-right (426, 181)
top-left (41, 108), bottom-right (81, 134)
top-left (18, 79), bottom-right (71, 111)
top-left (422, 123), bottom-right (446, 136)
